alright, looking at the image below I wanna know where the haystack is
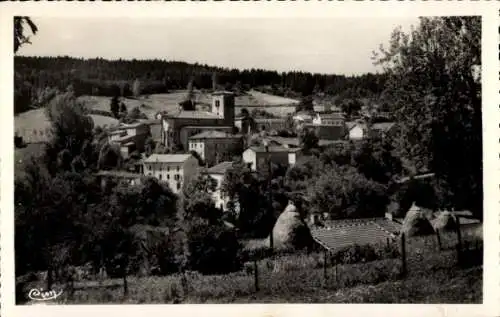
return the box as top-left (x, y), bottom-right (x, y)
top-left (431, 211), bottom-right (457, 232)
top-left (401, 203), bottom-right (435, 237)
top-left (271, 201), bottom-right (313, 250)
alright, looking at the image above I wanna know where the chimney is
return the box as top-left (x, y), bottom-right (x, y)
top-left (385, 212), bottom-right (393, 221)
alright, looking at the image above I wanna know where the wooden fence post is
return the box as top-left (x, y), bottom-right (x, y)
top-left (436, 229), bottom-right (442, 251)
top-left (455, 216), bottom-right (463, 265)
top-left (323, 248), bottom-right (328, 284)
top-left (400, 233), bottom-right (407, 277)
top-left (253, 259), bottom-right (259, 292)
top-left (181, 270), bottom-right (189, 297)
top-left (123, 274), bottom-right (128, 297)
top-left (334, 258), bottom-right (338, 284)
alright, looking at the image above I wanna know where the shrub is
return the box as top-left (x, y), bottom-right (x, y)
top-left (330, 242), bottom-right (399, 265)
top-left (187, 219), bottom-right (243, 274)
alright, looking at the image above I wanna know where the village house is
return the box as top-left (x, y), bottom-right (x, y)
top-left (188, 131), bottom-right (244, 167)
top-left (348, 121), bottom-right (397, 141)
top-left (312, 112), bottom-right (345, 126)
top-left (242, 144), bottom-right (302, 172)
top-left (204, 161), bottom-right (234, 211)
top-left (292, 111), bottom-right (314, 127)
top-left (160, 91), bottom-right (235, 151)
top-left (254, 118), bottom-right (288, 132)
top-left (95, 170), bottom-right (143, 190)
top-left (108, 122), bottom-right (150, 158)
top-left (142, 153), bottom-right (199, 194)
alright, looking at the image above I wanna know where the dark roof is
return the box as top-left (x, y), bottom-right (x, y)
top-left (316, 112), bottom-right (345, 119)
top-left (212, 90), bottom-right (235, 96)
top-left (206, 161), bottom-right (234, 174)
top-left (254, 118), bottom-right (287, 123)
top-left (143, 153), bottom-right (192, 163)
top-left (95, 170), bottom-right (142, 179)
top-left (165, 111), bottom-right (222, 120)
top-left (247, 145), bottom-right (292, 153)
top-left (372, 122), bottom-right (396, 132)
top-left (266, 136), bottom-right (301, 147)
top-left (189, 131), bottom-right (242, 140)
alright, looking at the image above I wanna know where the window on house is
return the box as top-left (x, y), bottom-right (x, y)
top-left (176, 166), bottom-right (180, 172)
top-left (159, 174), bottom-right (162, 180)
top-left (167, 174), bottom-right (170, 180)
top-left (177, 182), bottom-right (181, 190)
top-left (215, 100), bottom-right (220, 108)
top-left (148, 165), bottom-right (152, 171)
top-left (167, 166), bottom-right (170, 172)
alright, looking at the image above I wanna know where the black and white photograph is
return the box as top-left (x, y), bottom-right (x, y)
top-left (10, 11), bottom-right (486, 308)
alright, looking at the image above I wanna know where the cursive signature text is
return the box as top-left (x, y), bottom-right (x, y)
top-left (28, 288), bottom-right (63, 301)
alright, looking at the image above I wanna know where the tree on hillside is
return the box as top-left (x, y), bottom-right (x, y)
top-left (44, 92), bottom-right (94, 173)
top-left (110, 96), bottom-right (120, 118)
top-left (299, 127), bottom-right (319, 154)
top-left (340, 98), bottom-right (363, 118)
top-left (212, 72), bottom-right (218, 91)
top-left (373, 17), bottom-right (482, 218)
top-left (296, 95), bottom-right (314, 113)
top-left (14, 17), bottom-right (38, 53)
top-left (120, 102), bottom-right (127, 114)
top-left (132, 78), bottom-right (141, 98)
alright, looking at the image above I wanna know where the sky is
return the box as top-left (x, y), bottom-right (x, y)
top-left (17, 17), bottom-right (419, 76)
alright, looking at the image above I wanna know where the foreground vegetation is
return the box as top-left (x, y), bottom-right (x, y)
top-left (20, 229), bottom-right (482, 304)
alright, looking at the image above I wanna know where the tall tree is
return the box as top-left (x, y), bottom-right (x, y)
top-left (132, 78), bottom-right (141, 98)
top-left (373, 17), bottom-right (482, 218)
top-left (110, 96), bottom-right (120, 118)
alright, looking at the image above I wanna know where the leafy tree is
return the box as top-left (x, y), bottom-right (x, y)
top-left (352, 136), bottom-right (402, 184)
top-left (97, 142), bottom-right (123, 170)
top-left (296, 95), bottom-right (314, 112)
top-left (340, 98), bottom-right (363, 118)
top-left (120, 102), bottom-right (127, 114)
top-left (186, 218), bottom-right (242, 274)
top-left (44, 92), bottom-right (94, 174)
top-left (110, 96), bottom-right (120, 118)
top-left (182, 173), bottom-right (220, 222)
top-left (307, 166), bottom-right (389, 219)
top-left (299, 127), bottom-right (319, 154)
top-left (14, 17), bottom-right (38, 53)
top-left (374, 17), bottom-right (482, 218)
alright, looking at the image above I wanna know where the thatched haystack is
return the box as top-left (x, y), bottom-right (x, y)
top-left (271, 201), bottom-right (313, 250)
top-left (431, 211), bottom-right (457, 232)
top-left (401, 203), bottom-right (435, 237)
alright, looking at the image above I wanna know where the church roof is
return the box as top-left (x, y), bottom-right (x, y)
top-left (165, 111), bottom-right (222, 120)
top-left (189, 131), bottom-right (241, 140)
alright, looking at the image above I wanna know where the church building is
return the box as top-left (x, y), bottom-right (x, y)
top-left (160, 91), bottom-right (236, 151)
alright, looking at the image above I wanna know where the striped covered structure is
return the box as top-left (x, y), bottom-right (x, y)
top-left (311, 218), bottom-right (402, 251)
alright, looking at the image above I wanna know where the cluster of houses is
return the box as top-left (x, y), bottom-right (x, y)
top-left (98, 91), bottom-right (398, 212)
